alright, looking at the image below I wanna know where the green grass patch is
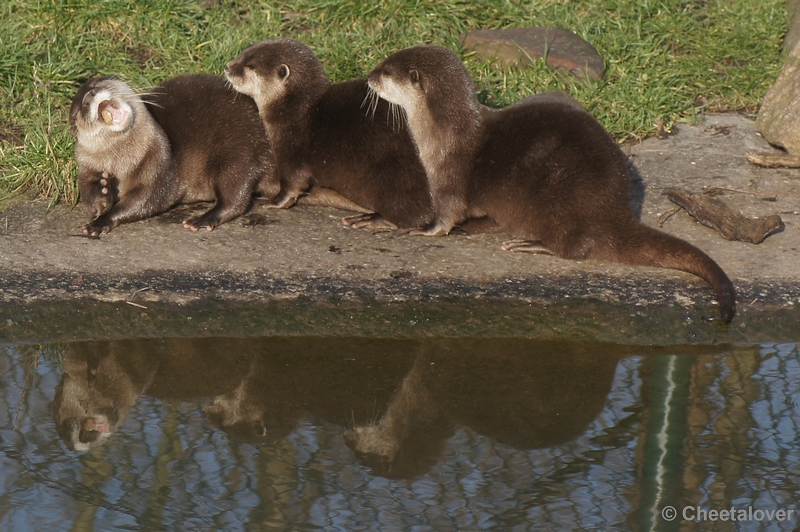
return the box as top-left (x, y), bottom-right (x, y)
top-left (0, 0), bottom-right (788, 206)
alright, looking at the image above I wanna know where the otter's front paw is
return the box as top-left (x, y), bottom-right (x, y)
top-left (183, 213), bottom-right (220, 232)
top-left (83, 173), bottom-right (115, 218)
top-left (83, 215), bottom-right (115, 237)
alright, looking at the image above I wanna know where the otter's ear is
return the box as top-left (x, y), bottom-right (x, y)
top-left (410, 69), bottom-right (420, 85)
top-left (278, 64), bottom-right (290, 80)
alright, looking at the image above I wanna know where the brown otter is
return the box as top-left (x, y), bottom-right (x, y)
top-left (223, 38), bottom-right (436, 232)
top-left (71, 74), bottom-right (367, 236)
top-left (367, 45), bottom-right (736, 322)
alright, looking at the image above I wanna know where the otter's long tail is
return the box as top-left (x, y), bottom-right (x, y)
top-left (611, 225), bottom-right (736, 322)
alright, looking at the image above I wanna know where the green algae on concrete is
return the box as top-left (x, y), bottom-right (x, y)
top-left (1, 296), bottom-right (797, 346)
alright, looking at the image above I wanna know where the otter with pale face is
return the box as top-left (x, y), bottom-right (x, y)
top-left (71, 74), bottom-right (314, 235)
top-left (72, 77), bottom-right (176, 235)
top-left (367, 45), bottom-right (736, 321)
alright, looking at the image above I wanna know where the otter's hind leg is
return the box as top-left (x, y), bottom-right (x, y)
top-left (343, 213), bottom-right (398, 233)
top-left (183, 192), bottom-right (253, 232)
top-left (183, 164), bottom-right (262, 231)
top-left (501, 239), bottom-right (555, 254)
top-left (83, 183), bottom-right (169, 237)
top-left (295, 187), bottom-right (373, 214)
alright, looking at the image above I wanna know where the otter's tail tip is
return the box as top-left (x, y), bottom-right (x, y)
top-left (720, 301), bottom-right (735, 323)
top-left (718, 282), bottom-right (736, 323)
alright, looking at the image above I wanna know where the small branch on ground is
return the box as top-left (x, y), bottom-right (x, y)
top-left (663, 189), bottom-right (784, 244)
top-left (702, 186), bottom-right (777, 201)
top-left (745, 150), bottom-right (800, 168)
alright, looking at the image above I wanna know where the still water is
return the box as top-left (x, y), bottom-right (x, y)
top-left (1, 337), bottom-right (799, 531)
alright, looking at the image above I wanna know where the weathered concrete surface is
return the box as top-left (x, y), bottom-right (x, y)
top-left (1, 114), bottom-right (799, 342)
top-left (461, 27), bottom-right (605, 81)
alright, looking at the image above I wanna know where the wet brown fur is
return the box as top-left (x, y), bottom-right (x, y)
top-left (146, 74), bottom-right (282, 231)
top-left (368, 45), bottom-right (736, 321)
top-left (70, 74), bottom-right (279, 235)
top-left (224, 38), bottom-right (436, 231)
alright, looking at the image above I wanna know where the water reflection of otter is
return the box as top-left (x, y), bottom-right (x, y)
top-left (344, 340), bottom-right (732, 479)
top-left (203, 338), bottom-right (417, 441)
top-left (52, 338), bottom-right (258, 451)
top-left (343, 339), bottom-right (623, 478)
top-left (51, 337), bottom-right (417, 451)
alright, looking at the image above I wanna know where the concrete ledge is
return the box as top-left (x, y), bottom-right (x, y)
top-left (2, 114), bottom-right (799, 343)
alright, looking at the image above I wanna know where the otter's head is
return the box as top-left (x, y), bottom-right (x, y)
top-left (52, 342), bottom-right (155, 452)
top-left (368, 45), bottom-right (478, 122)
top-left (225, 38), bottom-right (329, 114)
top-left (52, 361), bottom-right (121, 452)
top-left (204, 390), bottom-right (297, 444)
top-left (70, 77), bottom-right (138, 147)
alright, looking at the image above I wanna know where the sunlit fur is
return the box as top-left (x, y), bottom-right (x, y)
top-left (368, 45), bottom-right (736, 321)
top-left (69, 74), bottom-right (278, 235)
top-left (224, 38), bottom-right (436, 231)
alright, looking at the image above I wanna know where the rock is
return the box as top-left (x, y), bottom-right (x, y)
top-left (756, 5), bottom-right (800, 154)
top-left (787, 0), bottom-right (800, 52)
top-left (460, 27), bottom-right (605, 82)
top-left (756, 64), bottom-right (800, 154)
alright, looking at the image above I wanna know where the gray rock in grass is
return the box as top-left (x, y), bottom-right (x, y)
top-left (460, 27), bottom-right (605, 82)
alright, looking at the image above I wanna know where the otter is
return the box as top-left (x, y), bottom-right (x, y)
top-left (367, 45), bottom-right (736, 322)
top-left (223, 38), bottom-right (437, 232)
top-left (71, 74), bottom-right (366, 236)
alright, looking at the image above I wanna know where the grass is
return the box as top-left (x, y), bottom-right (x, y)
top-left (0, 0), bottom-right (789, 207)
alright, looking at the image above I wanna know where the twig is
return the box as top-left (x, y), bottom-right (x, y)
top-left (702, 186), bottom-right (777, 201)
top-left (127, 287), bottom-right (151, 309)
top-left (129, 286), bottom-right (151, 301)
top-left (657, 207), bottom-right (681, 228)
top-left (745, 150), bottom-right (800, 168)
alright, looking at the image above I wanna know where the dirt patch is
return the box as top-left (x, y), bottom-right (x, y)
top-left (0, 120), bottom-right (24, 147)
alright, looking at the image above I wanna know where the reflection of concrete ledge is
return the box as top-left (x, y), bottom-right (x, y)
top-left (1, 115), bottom-right (799, 343)
top-left (461, 27), bottom-right (605, 81)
